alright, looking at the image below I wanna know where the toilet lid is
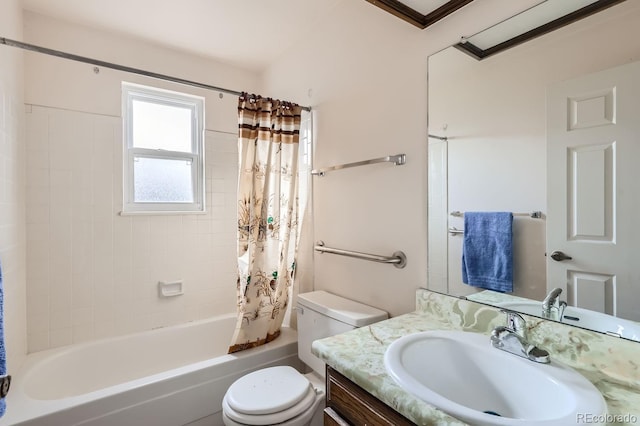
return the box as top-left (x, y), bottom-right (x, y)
top-left (225, 366), bottom-right (311, 415)
top-left (223, 385), bottom-right (317, 426)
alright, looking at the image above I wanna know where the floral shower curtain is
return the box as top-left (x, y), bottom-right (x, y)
top-left (228, 93), bottom-right (303, 353)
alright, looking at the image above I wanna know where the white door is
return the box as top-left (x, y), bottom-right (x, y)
top-left (547, 60), bottom-right (640, 322)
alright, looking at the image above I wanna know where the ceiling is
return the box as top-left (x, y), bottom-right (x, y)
top-left (21, 0), bottom-right (344, 71)
top-left (22, 0), bottom-right (608, 71)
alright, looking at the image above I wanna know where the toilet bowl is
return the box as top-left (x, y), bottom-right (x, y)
top-left (222, 367), bottom-right (325, 426)
top-left (222, 291), bottom-right (387, 426)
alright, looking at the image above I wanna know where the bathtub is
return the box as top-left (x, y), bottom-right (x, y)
top-left (1, 314), bottom-right (300, 426)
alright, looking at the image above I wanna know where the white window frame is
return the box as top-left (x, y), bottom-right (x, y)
top-left (122, 82), bottom-right (205, 213)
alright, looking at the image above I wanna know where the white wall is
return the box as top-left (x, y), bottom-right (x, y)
top-left (0, 0), bottom-right (27, 371)
top-left (429, 2), bottom-right (640, 300)
top-left (23, 12), bottom-right (261, 351)
top-left (261, 0), bottom-right (543, 316)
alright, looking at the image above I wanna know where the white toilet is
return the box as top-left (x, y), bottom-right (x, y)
top-left (222, 290), bottom-right (388, 426)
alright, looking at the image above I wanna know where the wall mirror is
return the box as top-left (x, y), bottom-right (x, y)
top-left (427, 0), bottom-right (640, 342)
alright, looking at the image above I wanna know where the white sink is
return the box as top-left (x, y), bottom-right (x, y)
top-left (384, 330), bottom-right (607, 426)
top-left (497, 301), bottom-right (640, 342)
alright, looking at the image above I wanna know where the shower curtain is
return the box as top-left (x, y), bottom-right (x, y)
top-left (228, 93), bottom-right (303, 353)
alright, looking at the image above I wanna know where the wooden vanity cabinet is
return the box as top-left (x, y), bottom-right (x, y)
top-left (324, 366), bottom-right (416, 426)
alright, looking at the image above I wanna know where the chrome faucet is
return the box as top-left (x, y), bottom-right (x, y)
top-left (542, 288), bottom-right (567, 321)
top-left (491, 310), bottom-right (550, 364)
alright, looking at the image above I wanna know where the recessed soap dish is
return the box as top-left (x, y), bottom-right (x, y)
top-left (158, 280), bottom-right (184, 297)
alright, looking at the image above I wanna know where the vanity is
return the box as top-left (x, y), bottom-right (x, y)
top-left (313, 290), bottom-right (640, 425)
top-left (324, 366), bottom-right (414, 425)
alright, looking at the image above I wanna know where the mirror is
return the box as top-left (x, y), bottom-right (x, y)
top-left (427, 0), bottom-right (640, 342)
top-left (455, 0), bottom-right (627, 60)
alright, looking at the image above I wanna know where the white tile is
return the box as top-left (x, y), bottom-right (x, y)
top-left (131, 268), bottom-right (152, 300)
top-left (26, 222), bottom-right (49, 242)
top-left (26, 168), bottom-right (50, 190)
top-left (72, 323), bottom-right (94, 343)
top-left (27, 294), bottom-right (49, 318)
top-left (72, 221), bottom-right (93, 277)
top-left (94, 282), bottom-right (115, 307)
top-left (28, 331), bottom-right (50, 353)
top-left (50, 244), bottom-right (72, 280)
top-left (26, 241), bottom-right (49, 268)
top-left (0, 89), bottom-right (6, 132)
top-left (27, 148), bottom-right (49, 171)
top-left (72, 276), bottom-right (94, 309)
top-left (113, 278), bottom-right (133, 302)
top-left (197, 219), bottom-right (213, 235)
top-left (93, 200), bottom-right (114, 224)
top-left (50, 309), bottom-right (72, 330)
top-left (210, 193), bottom-right (225, 207)
top-left (72, 307), bottom-right (93, 326)
top-left (23, 105), bottom-right (246, 347)
top-left (94, 304), bottom-right (115, 323)
top-left (211, 178), bottom-right (225, 193)
top-left (49, 280), bottom-right (72, 312)
top-left (28, 313), bottom-right (50, 334)
top-left (182, 216), bottom-right (199, 235)
top-left (93, 222), bottom-right (114, 273)
top-left (50, 169), bottom-right (72, 188)
top-left (50, 328), bottom-right (72, 349)
top-left (27, 277), bottom-right (49, 300)
top-left (131, 217), bottom-right (151, 269)
top-left (94, 321), bottom-right (115, 339)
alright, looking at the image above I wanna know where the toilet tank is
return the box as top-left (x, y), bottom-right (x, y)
top-left (296, 291), bottom-right (388, 376)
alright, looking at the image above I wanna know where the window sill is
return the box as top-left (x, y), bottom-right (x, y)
top-left (119, 210), bottom-right (207, 216)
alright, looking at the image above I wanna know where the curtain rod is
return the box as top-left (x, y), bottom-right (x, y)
top-left (0, 37), bottom-right (312, 112)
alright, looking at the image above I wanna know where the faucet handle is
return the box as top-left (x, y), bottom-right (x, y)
top-left (500, 309), bottom-right (527, 338)
top-left (542, 287), bottom-right (563, 311)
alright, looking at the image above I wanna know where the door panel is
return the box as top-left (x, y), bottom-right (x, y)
top-left (547, 60), bottom-right (640, 322)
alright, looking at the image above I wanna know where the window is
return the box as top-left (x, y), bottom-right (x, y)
top-left (122, 83), bottom-right (205, 213)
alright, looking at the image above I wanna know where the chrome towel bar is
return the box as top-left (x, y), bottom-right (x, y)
top-left (311, 154), bottom-right (406, 177)
top-left (450, 210), bottom-right (542, 219)
top-left (314, 241), bottom-right (407, 269)
top-left (448, 227), bottom-right (465, 235)
top-left (448, 210), bottom-right (543, 236)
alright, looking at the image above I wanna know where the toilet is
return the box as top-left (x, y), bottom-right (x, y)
top-left (222, 290), bottom-right (388, 426)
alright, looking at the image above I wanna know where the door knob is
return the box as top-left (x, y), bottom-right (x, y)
top-left (550, 251), bottom-right (572, 262)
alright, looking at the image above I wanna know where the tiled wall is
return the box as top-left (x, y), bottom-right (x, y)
top-left (0, 0), bottom-right (27, 371)
top-left (25, 105), bottom-right (238, 352)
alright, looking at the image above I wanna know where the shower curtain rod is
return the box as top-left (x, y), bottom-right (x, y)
top-left (0, 37), bottom-right (312, 112)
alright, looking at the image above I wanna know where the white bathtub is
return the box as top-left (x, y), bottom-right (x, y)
top-left (1, 314), bottom-right (300, 426)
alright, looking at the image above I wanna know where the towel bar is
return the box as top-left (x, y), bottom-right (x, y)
top-left (311, 154), bottom-right (406, 177)
top-left (448, 226), bottom-right (464, 235)
top-left (450, 210), bottom-right (542, 219)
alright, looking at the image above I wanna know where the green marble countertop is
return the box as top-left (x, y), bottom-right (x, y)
top-left (311, 290), bottom-right (640, 426)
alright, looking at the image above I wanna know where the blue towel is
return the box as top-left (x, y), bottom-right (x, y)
top-left (462, 212), bottom-right (513, 293)
top-left (0, 259), bottom-right (5, 417)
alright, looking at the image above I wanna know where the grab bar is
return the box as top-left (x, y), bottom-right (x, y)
top-left (311, 154), bottom-right (406, 176)
top-left (314, 241), bottom-right (407, 269)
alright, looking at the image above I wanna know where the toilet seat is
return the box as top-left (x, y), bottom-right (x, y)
top-left (223, 386), bottom-right (317, 425)
top-left (223, 366), bottom-right (317, 425)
